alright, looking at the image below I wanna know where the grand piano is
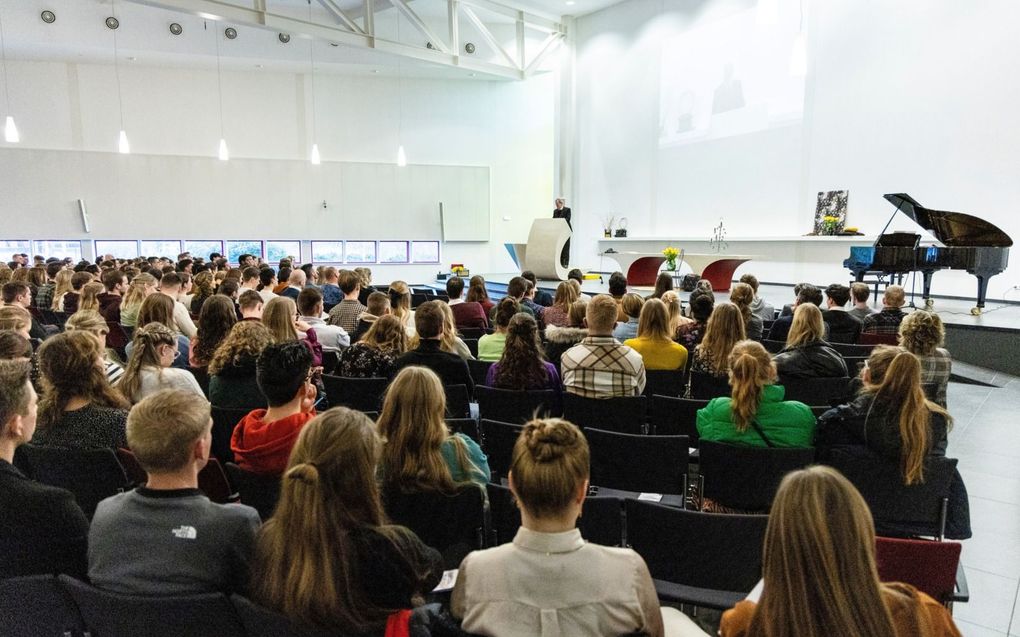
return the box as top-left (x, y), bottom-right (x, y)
top-left (843, 193), bottom-right (1012, 315)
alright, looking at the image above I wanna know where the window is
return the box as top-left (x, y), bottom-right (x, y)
top-left (226, 240), bottom-right (264, 264)
top-left (184, 240), bottom-right (224, 260)
top-left (94, 240), bottom-right (139, 260)
top-left (266, 241), bottom-right (301, 265)
top-left (311, 241), bottom-right (344, 264)
top-left (378, 241), bottom-right (409, 264)
top-left (140, 240), bottom-right (183, 259)
top-left (0, 240), bottom-right (32, 259)
top-left (411, 241), bottom-right (441, 264)
top-left (345, 241), bottom-right (377, 264)
top-left (34, 240), bottom-right (83, 261)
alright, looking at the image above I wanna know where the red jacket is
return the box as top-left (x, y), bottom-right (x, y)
top-left (231, 409), bottom-right (316, 475)
top-left (450, 301), bottom-right (489, 330)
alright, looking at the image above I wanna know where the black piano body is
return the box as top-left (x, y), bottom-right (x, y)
top-left (843, 194), bottom-right (1012, 314)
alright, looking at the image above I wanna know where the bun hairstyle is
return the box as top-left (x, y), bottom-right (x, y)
top-left (510, 418), bottom-right (589, 519)
top-left (494, 297), bottom-right (520, 329)
top-left (727, 340), bottom-right (777, 432)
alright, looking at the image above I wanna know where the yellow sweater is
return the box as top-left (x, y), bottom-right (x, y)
top-left (624, 337), bottom-right (688, 370)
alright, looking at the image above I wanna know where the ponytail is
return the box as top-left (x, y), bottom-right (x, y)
top-left (120, 322), bottom-right (176, 403)
top-left (727, 340), bottom-right (774, 432)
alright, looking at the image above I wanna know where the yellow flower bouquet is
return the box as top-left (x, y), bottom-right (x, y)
top-left (662, 246), bottom-right (680, 270)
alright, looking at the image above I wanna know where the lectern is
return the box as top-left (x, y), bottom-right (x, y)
top-left (505, 218), bottom-right (571, 281)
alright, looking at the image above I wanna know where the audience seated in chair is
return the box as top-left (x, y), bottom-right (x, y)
top-left (336, 314), bottom-right (407, 379)
top-left (350, 291), bottom-right (390, 343)
top-left (739, 274), bottom-right (775, 323)
top-left (64, 311), bottom-right (125, 386)
top-left (849, 281), bottom-right (878, 322)
top-left (121, 323), bottom-right (204, 404)
top-left (297, 288), bottom-right (350, 353)
top-left (486, 314), bottom-right (561, 392)
top-left (519, 279), bottom-right (547, 328)
top-left (208, 321), bottom-right (272, 411)
top-left (467, 274), bottom-right (496, 316)
top-left (117, 272), bottom-right (157, 329)
top-left (862, 285), bottom-right (908, 336)
top-left (607, 271), bottom-right (629, 323)
top-left (719, 466), bottom-right (961, 637)
top-left (489, 277), bottom-right (535, 324)
top-left (898, 311), bottom-right (951, 409)
top-left (773, 304), bottom-right (847, 380)
top-left (691, 302), bottom-right (746, 380)
top-left (821, 283), bottom-right (863, 344)
top-left (250, 408), bottom-right (443, 633)
top-left (521, 270), bottom-right (553, 307)
top-left (393, 301), bottom-right (473, 393)
top-left (32, 332), bottom-right (129, 450)
top-left (264, 297), bottom-right (322, 368)
top-left (189, 295), bottom-right (237, 369)
top-left (612, 293), bottom-right (644, 342)
top-left (125, 294), bottom-right (190, 368)
top-left (279, 269), bottom-right (305, 301)
top-left (768, 284), bottom-right (823, 343)
top-left (231, 342), bottom-right (317, 476)
top-left (237, 289), bottom-right (264, 323)
top-left (0, 359), bottom-right (90, 579)
top-left (676, 292), bottom-right (714, 351)
top-left (561, 294), bottom-right (646, 398)
top-left (447, 275), bottom-right (488, 331)
top-left (697, 340), bottom-right (815, 449)
top-left (3, 281), bottom-right (49, 340)
top-left (542, 281), bottom-right (578, 329)
top-left (729, 283), bottom-right (764, 341)
top-left (436, 302), bottom-right (474, 360)
top-left (33, 260), bottom-right (63, 313)
top-left (88, 389), bottom-right (260, 595)
top-left (625, 298), bottom-right (689, 371)
top-left (61, 271), bottom-right (93, 315)
top-left (452, 417), bottom-right (703, 637)
top-left (256, 268), bottom-right (278, 304)
top-left (316, 266), bottom-right (341, 311)
top-left (156, 272), bottom-right (198, 339)
top-left (0, 306), bottom-right (35, 348)
top-left (478, 298), bottom-right (518, 362)
top-left (543, 299), bottom-right (588, 369)
top-left (388, 280), bottom-right (417, 335)
top-left (48, 269), bottom-right (75, 316)
top-left (354, 267), bottom-right (377, 307)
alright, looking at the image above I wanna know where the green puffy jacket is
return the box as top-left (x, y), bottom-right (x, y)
top-left (696, 384), bottom-right (816, 448)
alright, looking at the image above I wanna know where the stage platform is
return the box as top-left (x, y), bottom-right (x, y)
top-left (427, 273), bottom-right (1020, 377)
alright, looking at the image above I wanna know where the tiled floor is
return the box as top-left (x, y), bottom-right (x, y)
top-left (943, 374), bottom-right (1020, 636)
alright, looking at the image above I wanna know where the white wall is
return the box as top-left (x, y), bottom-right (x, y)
top-left (0, 58), bottom-right (554, 279)
top-left (571, 0), bottom-right (1020, 300)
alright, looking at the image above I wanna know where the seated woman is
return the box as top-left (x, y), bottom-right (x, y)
top-left (676, 293), bottom-right (714, 350)
top-left (647, 272), bottom-right (674, 300)
top-left (540, 281), bottom-right (576, 329)
top-left (486, 314), bottom-right (561, 391)
top-left (263, 296), bottom-right (322, 368)
top-left (729, 282), bottom-right (764, 341)
top-left (64, 310), bottom-right (125, 386)
top-left (336, 315), bottom-right (407, 379)
top-left (625, 298), bottom-right (689, 371)
top-left (612, 293), bottom-right (644, 342)
top-left (452, 417), bottom-right (703, 637)
top-left (378, 366), bottom-right (489, 490)
top-left (117, 272), bottom-right (156, 329)
top-left (119, 323), bottom-right (204, 404)
top-left (189, 295), bottom-right (237, 369)
top-left (467, 276), bottom-right (495, 316)
top-left (437, 302), bottom-right (473, 359)
top-left (697, 340), bottom-right (815, 448)
top-left (388, 280), bottom-right (416, 335)
top-left (773, 303), bottom-right (847, 380)
top-left (898, 310), bottom-right (951, 408)
top-left (660, 290), bottom-right (692, 337)
top-left (543, 300), bottom-right (587, 369)
top-left (208, 321), bottom-right (272, 410)
top-left (125, 293), bottom-right (190, 368)
top-left (691, 302), bottom-right (746, 379)
top-left (478, 298), bottom-right (518, 362)
top-left (32, 331), bottom-right (130, 450)
top-left (250, 408), bottom-right (443, 633)
top-left (720, 466), bottom-right (962, 637)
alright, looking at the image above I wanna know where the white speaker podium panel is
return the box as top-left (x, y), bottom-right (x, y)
top-left (523, 218), bottom-right (571, 280)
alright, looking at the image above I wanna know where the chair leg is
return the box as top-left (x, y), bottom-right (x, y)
top-left (938, 497), bottom-right (948, 541)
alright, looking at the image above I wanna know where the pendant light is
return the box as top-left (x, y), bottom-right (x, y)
top-left (0, 9), bottom-right (19, 143)
top-left (307, 1), bottom-right (321, 164)
top-left (395, 10), bottom-right (406, 166)
top-left (111, 1), bottom-right (129, 153)
top-left (789, 0), bottom-right (807, 77)
top-left (214, 23), bottom-right (229, 160)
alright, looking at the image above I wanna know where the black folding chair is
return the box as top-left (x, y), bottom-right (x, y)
top-left (60, 575), bottom-right (245, 637)
top-left (479, 419), bottom-right (523, 480)
top-left (586, 428), bottom-right (689, 495)
top-left (562, 394), bottom-right (647, 435)
top-left (320, 350), bottom-right (339, 375)
top-left (486, 482), bottom-right (521, 546)
top-left (831, 342), bottom-right (876, 357)
top-left (321, 375), bottom-right (389, 412)
top-left (224, 463), bottom-right (282, 522)
top-left (642, 368), bottom-right (686, 398)
top-left (475, 386), bottom-right (562, 424)
top-left (689, 371), bottom-right (731, 400)
top-left (761, 339), bottom-right (786, 354)
top-left (647, 395), bottom-right (706, 440)
top-left (231, 595), bottom-right (338, 637)
top-left (14, 445), bottom-right (132, 520)
top-left (411, 293), bottom-right (430, 308)
top-left (626, 500), bottom-right (768, 609)
top-left (697, 440), bottom-right (816, 512)
top-left (485, 482), bottom-right (624, 548)
top-left (445, 384), bottom-right (472, 418)
top-left (189, 366), bottom-right (211, 397)
top-left (467, 359), bottom-right (492, 387)
top-left (779, 376), bottom-right (852, 406)
top-left (383, 485), bottom-right (486, 569)
top-left (211, 405), bottom-right (250, 464)
top-left (462, 338), bottom-right (479, 359)
top-left (0, 575), bottom-right (86, 637)
top-left (446, 418), bottom-right (480, 443)
top-left (458, 327), bottom-right (487, 340)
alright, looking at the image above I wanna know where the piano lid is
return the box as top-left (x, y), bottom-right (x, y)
top-left (883, 193), bottom-right (1013, 248)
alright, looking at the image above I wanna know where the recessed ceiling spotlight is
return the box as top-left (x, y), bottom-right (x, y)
top-left (127, 56), bottom-right (136, 61)
top-left (169, 22), bottom-right (183, 35)
top-left (41, 10), bottom-right (56, 24)
top-left (371, 69), bottom-right (379, 73)
top-left (278, 33), bottom-right (291, 44)
top-left (465, 42), bottom-right (476, 54)
top-left (565, 1), bottom-right (575, 5)
top-left (105, 16), bottom-right (120, 30)
top-left (224, 27), bottom-right (237, 39)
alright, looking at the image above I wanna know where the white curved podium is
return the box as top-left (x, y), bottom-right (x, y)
top-left (505, 218), bottom-right (571, 280)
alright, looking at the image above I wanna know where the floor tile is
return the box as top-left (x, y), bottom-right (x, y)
top-left (953, 568), bottom-right (1018, 633)
top-left (956, 619), bottom-right (1007, 637)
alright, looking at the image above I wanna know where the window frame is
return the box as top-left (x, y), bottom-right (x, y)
top-left (225, 240), bottom-right (266, 265)
top-left (32, 240), bottom-right (84, 261)
top-left (378, 240), bottom-right (410, 264)
top-left (411, 240), bottom-right (441, 264)
top-left (265, 240), bottom-right (303, 266)
top-left (138, 239), bottom-right (184, 259)
top-left (183, 240), bottom-right (226, 260)
top-left (343, 240), bottom-right (378, 264)
top-left (0, 239), bottom-right (33, 258)
top-left (310, 240), bottom-right (346, 265)
top-left (93, 240), bottom-right (140, 260)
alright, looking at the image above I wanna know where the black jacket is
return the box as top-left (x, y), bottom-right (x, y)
top-left (774, 340), bottom-right (848, 379)
top-left (815, 393), bottom-right (949, 460)
top-left (0, 459), bottom-right (89, 579)
top-left (393, 340), bottom-right (474, 395)
top-left (822, 309), bottom-right (863, 344)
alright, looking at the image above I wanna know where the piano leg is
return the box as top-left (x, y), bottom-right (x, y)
top-left (973, 273), bottom-right (992, 315)
top-left (922, 270), bottom-right (936, 309)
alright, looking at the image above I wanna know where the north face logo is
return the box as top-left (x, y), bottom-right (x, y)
top-left (171, 525), bottom-right (197, 540)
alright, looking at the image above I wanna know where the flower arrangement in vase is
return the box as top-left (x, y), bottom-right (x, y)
top-left (821, 215), bottom-right (841, 236)
top-left (662, 246), bottom-right (680, 271)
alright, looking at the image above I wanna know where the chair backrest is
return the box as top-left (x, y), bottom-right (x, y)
top-left (230, 595), bottom-right (339, 637)
top-left (211, 406), bottom-right (250, 464)
top-left (831, 342), bottom-right (876, 357)
top-left (875, 536), bottom-right (962, 603)
top-left (689, 371), bottom-right (731, 400)
top-left (198, 457), bottom-right (237, 504)
top-left (779, 376), bottom-right (852, 406)
top-left (462, 338), bottom-right (480, 359)
top-left (485, 483), bottom-right (624, 548)
top-left (824, 446), bottom-right (957, 538)
top-left (446, 418), bottom-right (480, 443)
top-left (411, 293), bottom-right (430, 309)
top-left (586, 428), bottom-right (689, 495)
top-left (321, 375), bottom-right (389, 413)
top-left (445, 384), bottom-right (471, 418)
top-left (625, 499), bottom-right (768, 603)
top-left (478, 419), bottom-right (523, 480)
top-left (698, 440), bottom-right (816, 512)
top-left (382, 485), bottom-right (485, 569)
top-left (647, 394), bottom-right (706, 440)
top-left (486, 482), bottom-right (521, 546)
top-left (458, 327), bottom-right (486, 340)
top-left (16, 445), bottom-right (131, 520)
top-left (761, 339), bottom-right (786, 354)
top-left (224, 463), bottom-right (282, 521)
top-left (0, 575), bottom-right (85, 637)
top-left (60, 574), bottom-right (245, 637)
top-left (466, 358), bottom-right (492, 387)
top-left (642, 369), bottom-right (686, 398)
top-left (189, 366), bottom-right (211, 397)
top-left (859, 332), bottom-right (899, 346)
top-left (562, 394), bottom-right (647, 435)
top-left (105, 321), bottom-right (130, 351)
top-left (115, 447), bottom-right (148, 485)
top-left (475, 385), bottom-right (562, 424)
top-left (320, 350), bottom-right (340, 375)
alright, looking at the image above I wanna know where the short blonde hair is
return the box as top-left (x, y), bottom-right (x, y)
top-left (883, 285), bottom-right (905, 307)
top-left (127, 389), bottom-right (211, 473)
top-left (585, 295), bottom-right (619, 333)
top-left (620, 293), bottom-right (644, 320)
top-left (898, 310), bottom-right (944, 356)
top-left (0, 305), bottom-right (31, 333)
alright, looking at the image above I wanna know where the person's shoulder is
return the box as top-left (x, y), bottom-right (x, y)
top-left (209, 500), bottom-right (261, 527)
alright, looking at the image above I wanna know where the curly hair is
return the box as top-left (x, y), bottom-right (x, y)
top-left (361, 315), bottom-right (408, 355)
top-left (37, 331), bottom-right (129, 428)
top-left (898, 310), bottom-right (944, 356)
top-left (494, 313), bottom-right (549, 390)
top-left (208, 321), bottom-right (273, 375)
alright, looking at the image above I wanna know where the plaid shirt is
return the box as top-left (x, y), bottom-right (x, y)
top-left (919, 348), bottom-right (952, 408)
top-left (327, 299), bottom-right (368, 333)
top-left (861, 307), bottom-right (907, 335)
top-left (561, 336), bottom-right (646, 398)
top-left (35, 283), bottom-right (54, 312)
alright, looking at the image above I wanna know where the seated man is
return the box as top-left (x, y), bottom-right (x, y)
top-left (97, 269), bottom-right (127, 323)
top-left (279, 269), bottom-right (306, 301)
top-left (238, 266), bottom-right (261, 296)
top-left (88, 389), bottom-right (260, 595)
top-left (862, 285), bottom-right (908, 335)
top-left (238, 289), bottom-right (264, 321)
top-left (739, 273), bottom-right (775, 322)
top-left (34, 261), bottom-right (63, 312)
top-left (521, 270), bottom-right (553, 307)
top-left (447, 275), bottom-right (488, 331)
top-left (561, 294), bottom-right (646, 398)
top-left (848, 282), bottom-right (877, 321)
top-left (520, 280), bottom-right (546, 328)
top-left (297, 288), bottom-right (350, 352)
top-left (0, 360), bottom-right (89, 579)
top-left (489, 277), bottom-right (535, 322)
top-left (2, 282), bottom-right (48, 340)
top-left (62, 271), bottom-right (93, 315)
top-left (768, 284), bottom-right (824, 343)
top-left (352, 291), bottom-right (391, 343)
top-left (327, 269), bottom-right (368, 333)
top-left (608, 271), bottom-right (629, 323)
top-left (231, 342), bottom-right (318, 475)
top-left (157, 272), bottom-right (198, 338)
top-left (393, 300), bottom-right (474, 394)
top-left (821, 284), bottom-right (863, 344)
top-left (319, 266), bottom-right (342, 311)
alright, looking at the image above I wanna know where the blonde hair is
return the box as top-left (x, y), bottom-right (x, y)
top-left (37, 331), bottom-right (129, 428)
top-left (696, 302), bottom-right (746, 373)
top-left (636, 298), bottom-right (672, 342)
top-left (128, 389), bottom-right (211, 473)
top-left (660, 291), bottom-right (684, 334)
top-left (585, 295), bottom-right (619, 333)
top-left (0, 305), bottom-right (31, 334)
top-left (898, 310), bottom-right (944, 356)
top-left (263, 296), bottom-right (299, 342)
top-left (121, 272), bottom-right (156, 312)
top-left (361, 315), bottom-right (408, 355)
top-left (208, 321), bottom-right (273, 375)
top-left (436, 302), bottom-right (462, 354)
top-left (50, 270), bottom-right (74, 311)
top-left (552, 281), bottom-right (578, 313)
top-left (567, 300), bottom-right (587, 327)
top-left (747, 466), bottom-right (898, 637)
top-left (388, 281), bottom-right (412, 324)
top-left (509, 418), bottom-right (589, 519)
top-left (78, 282), bottom-right (105, 313)
top-left (786, 303), bottom-right (825, 348)
top-left (883, 285), bottom-right (905, 307)
top-left (620, 293), bottom-right (644, 320)
top-left (377, 366), bottom-right (478, 493)
top-left (727, 340), bottom-right (777, 432)
top-left (729, 282), bottom-right (754, 324)
top-left (65, 310), bottom-right (111, 352)
top-left (119, 322), bottom-right (178, 404)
